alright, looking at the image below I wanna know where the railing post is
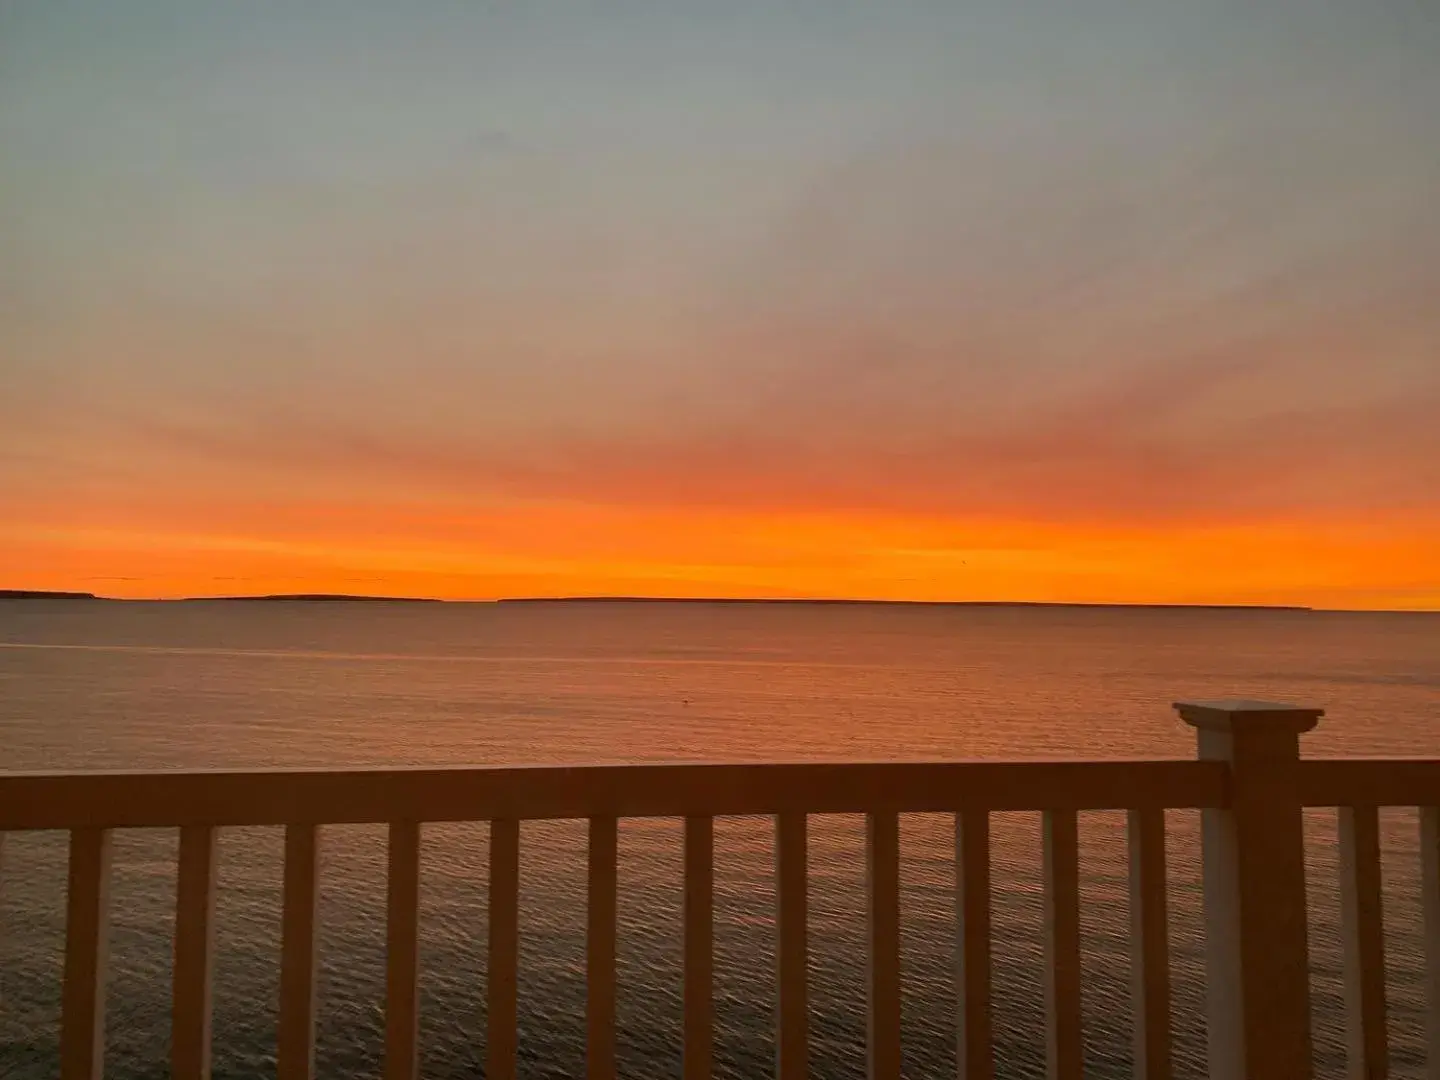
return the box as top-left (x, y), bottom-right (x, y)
top-left (1175, 699), bottom-right (1322, 1080)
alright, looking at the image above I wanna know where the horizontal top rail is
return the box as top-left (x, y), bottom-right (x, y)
top-left (1299, 758), bottom-right (1440, 808)
top-left (0, 759), bottom-right (1227, 830)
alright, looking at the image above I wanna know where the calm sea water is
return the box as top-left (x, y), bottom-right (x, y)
top-left (1, 600), bottom-right (1437, 1079)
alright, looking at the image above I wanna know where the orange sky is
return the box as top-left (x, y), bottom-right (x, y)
top-left (3, 3), bottom-right (1438, 608)
top-left (5, 488), bottom-right (1438, 608)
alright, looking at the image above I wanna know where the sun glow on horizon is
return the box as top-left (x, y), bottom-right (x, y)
top-left (5, 498), bottom-right (1437, 610)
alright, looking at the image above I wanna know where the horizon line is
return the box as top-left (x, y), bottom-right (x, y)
top-left (6, 587), bottom-right (1438, 613)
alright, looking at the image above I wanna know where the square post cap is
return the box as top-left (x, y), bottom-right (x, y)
top-left (1174, 699), bottom-right (1323, 734)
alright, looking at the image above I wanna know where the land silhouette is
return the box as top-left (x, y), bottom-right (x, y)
top-left (0, 588), bottom-right (1312, 611)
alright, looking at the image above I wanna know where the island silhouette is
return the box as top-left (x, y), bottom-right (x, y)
top-left (0, 588), bottom-right (1315, 610)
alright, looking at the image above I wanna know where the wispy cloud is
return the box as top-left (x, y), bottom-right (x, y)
top-left (122, 349), bottom-right (1438, 525)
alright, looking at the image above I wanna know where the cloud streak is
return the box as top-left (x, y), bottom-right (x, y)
top-left (120, 348), bottom-right (1438, 526)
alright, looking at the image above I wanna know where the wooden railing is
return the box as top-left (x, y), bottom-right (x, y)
top-left (2, 699), bottom-right (1439, 1080)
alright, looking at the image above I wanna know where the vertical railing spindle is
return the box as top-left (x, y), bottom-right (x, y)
top-left (867, 811), bottom-right (901, 1080)
top-left (385, 821), bottom-right (422, 1080)
top-left (588, 816), bottom-right (618, 1080)
top-left (1421, 807), bottom-right (1440, 1080)
top-left (684, 816), bottom-right (714, 1080)
top-left (956, 810), bottom-right (992, 1080)
top-left (0, 832), bottom-right (7, 1012)
top-left (174, 825), bottom-right (218, 1080)
top-left (1043, 809), bottom-right (1082, 1080)
top-left (488, 819), bottom-right (520, 1080)
top-left (1339, 805), bottom-right (1387, 1079)
top-left (1128, 807), bottom-right (1171, 1080)
top-left (278, 824), bottom-right (321, 1080)
top-left (776, 812), bottom-right (808, 1080)
top-left (61, 827), bottom-right (112, 1080)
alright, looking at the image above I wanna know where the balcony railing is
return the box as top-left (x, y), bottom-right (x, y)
top-left (2, 699), bottom-right (1439, 1080)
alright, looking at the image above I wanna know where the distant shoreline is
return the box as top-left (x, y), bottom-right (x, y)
top-left (0, 590), bottom-right (443, 603)
top-left (5, 588), bottom-right (1436, 613)
top-left (495, 596), bottom-right (1316, 612)
top-left (186, 593), bottom-right (446, 603)
top-left (0, 589), bottom-right (102, 601)
top-left (1, 588), bottom-right (1318, 611)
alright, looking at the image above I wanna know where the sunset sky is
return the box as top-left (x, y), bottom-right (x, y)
top-left (3, 1), bottom-right (1438, 608)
